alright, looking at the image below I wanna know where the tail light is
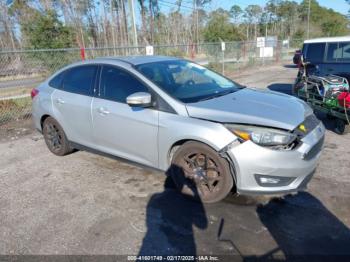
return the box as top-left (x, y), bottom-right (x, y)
top-left (31, 88), bottom-right (39, 99)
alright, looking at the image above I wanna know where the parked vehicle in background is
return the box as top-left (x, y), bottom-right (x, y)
top-left (294, 56), bottom-right (350, 134)
top-left (300, 36), bottom-right (350, 82)
top-left (293, 49), bottom-right (302, 65)
top-left (32, 56), bottom-right (325, 203)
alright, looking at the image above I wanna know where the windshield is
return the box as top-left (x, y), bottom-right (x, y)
top-left (135, 60), bottom-right (241, 103)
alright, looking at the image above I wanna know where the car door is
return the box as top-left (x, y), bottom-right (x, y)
top-left (51, 65), bottom-right (98, 147)
top-left (91, 64), bottom-right (159, 167)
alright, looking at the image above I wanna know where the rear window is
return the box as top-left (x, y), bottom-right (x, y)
top-left (305, 43), bottom-right (326, 63)
top-left (62, 65), bottom-right (97, 96)
top-left (49, 72), bottom-right (64, 89)
top-left (325, 42), bottom-right (350, 62)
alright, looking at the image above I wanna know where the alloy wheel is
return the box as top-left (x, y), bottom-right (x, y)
top-left (181, 152), bottom-right (224, 199)
top-left (45, 123), bottom-right (63, 152)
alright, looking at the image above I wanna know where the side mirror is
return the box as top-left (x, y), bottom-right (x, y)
top-left (126, 92), bottom-right (152, 107)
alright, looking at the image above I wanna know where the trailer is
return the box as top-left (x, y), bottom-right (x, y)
top-left (297, 90), bottom-right (350, 134)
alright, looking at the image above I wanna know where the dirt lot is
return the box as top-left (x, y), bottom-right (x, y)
top-left (0, 64), bottom-right (349, 260)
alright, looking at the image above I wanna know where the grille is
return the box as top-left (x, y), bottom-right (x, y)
top-left (303, 135), bottom-right (325, 160)
top-left (293, 114), bottom-right (321, 138)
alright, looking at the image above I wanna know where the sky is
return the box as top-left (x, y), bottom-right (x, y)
top-left (156, 0), bottom-right (349, 15)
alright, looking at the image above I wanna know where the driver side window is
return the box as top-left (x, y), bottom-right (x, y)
top-left (99, 65), bottom-right (148, 103)
top-left (171, 65), bottom-right (212, 85)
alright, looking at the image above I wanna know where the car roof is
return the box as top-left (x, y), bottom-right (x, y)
top-left (94, 55), bottom-right (181, 65)
top-left (51, 55), bottom-right (183, 77)
top-left (304, 36), bottom-right (350, 44)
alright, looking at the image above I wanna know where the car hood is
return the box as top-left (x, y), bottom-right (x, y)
top-left (186, 88), bottom-right (312, 130)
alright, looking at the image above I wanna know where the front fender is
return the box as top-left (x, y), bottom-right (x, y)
top-left (158, 112), bottom-right (237, 170)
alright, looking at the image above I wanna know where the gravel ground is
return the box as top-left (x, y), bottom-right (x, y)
top-left (0, 64), bottom-right (349, 260)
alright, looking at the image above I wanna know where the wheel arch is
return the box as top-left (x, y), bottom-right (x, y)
top-left (167, 138), bottom-right (237, 198)
top-left (167, 138), bottom-right (237, 187)
top-left (168, 139), bottom-right (197, 164)
top-left (40, 115), bottom-right (66, 137)
top-left (40, 114), bottom-right (51, 129)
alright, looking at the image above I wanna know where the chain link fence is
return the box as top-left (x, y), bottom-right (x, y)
top-left (0, 40), bottom-right (302, 129)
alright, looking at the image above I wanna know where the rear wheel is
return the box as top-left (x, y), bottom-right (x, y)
top-left (169, 141), bottom-right (234, 203)
top-left (334, 118), bottom-right (350, 135)
top-left (42, 117), bottom-right (74, 156)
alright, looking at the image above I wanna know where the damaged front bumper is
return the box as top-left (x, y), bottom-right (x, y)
top-left (223, 122), bottom-right (325, 195)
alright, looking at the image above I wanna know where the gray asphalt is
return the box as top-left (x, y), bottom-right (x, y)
top-left (0, 64), bottom-right (349, 260)
top-left (0, 77), bottom-right (43, 89)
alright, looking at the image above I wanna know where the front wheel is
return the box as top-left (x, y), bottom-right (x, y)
top-left (169, 142), bottom-right (234, 203)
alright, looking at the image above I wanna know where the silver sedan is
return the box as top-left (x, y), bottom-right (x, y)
top-left (31, 56), bottom-right (325, 203)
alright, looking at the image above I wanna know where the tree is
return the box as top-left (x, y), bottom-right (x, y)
top-left (138, 0), bottom-right (148, 42)
top-left (0, 1), bottom-right (17, 50)
top-left (299, 0), bottom-right (348, 38)
top-left (21, 10), bottom-right (74, 49)
top-left (230, 5), bottom-right (242, 25)
top-left (321, 17), bottom-right (348, 37)
top-left (3, 0), bottom-right (350, 49)
top-left (262, 1), bottom-right (299, 39)
top-left (203, 9), bottom-right (244, 42)
top-left (244, 5), bottom-right (263, 40)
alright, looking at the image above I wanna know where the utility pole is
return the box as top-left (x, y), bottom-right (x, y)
top-left (307, 0), bottom-right (311, 39)
top-left (128, 0), bottom-right (138, 47)
top-left (195, 0), bottom-right (199, 44)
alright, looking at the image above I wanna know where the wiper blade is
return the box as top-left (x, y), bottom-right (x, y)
top-left (199, 89), bottom-right (236, 101)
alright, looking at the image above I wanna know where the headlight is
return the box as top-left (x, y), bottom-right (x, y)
top-left (225, 124), bottom-right (297, 147)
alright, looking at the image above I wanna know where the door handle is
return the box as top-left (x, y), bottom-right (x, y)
top-left (98, 107), bottom-right (110, 115)
top-left (56, 98), bottom-right (65, 104)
